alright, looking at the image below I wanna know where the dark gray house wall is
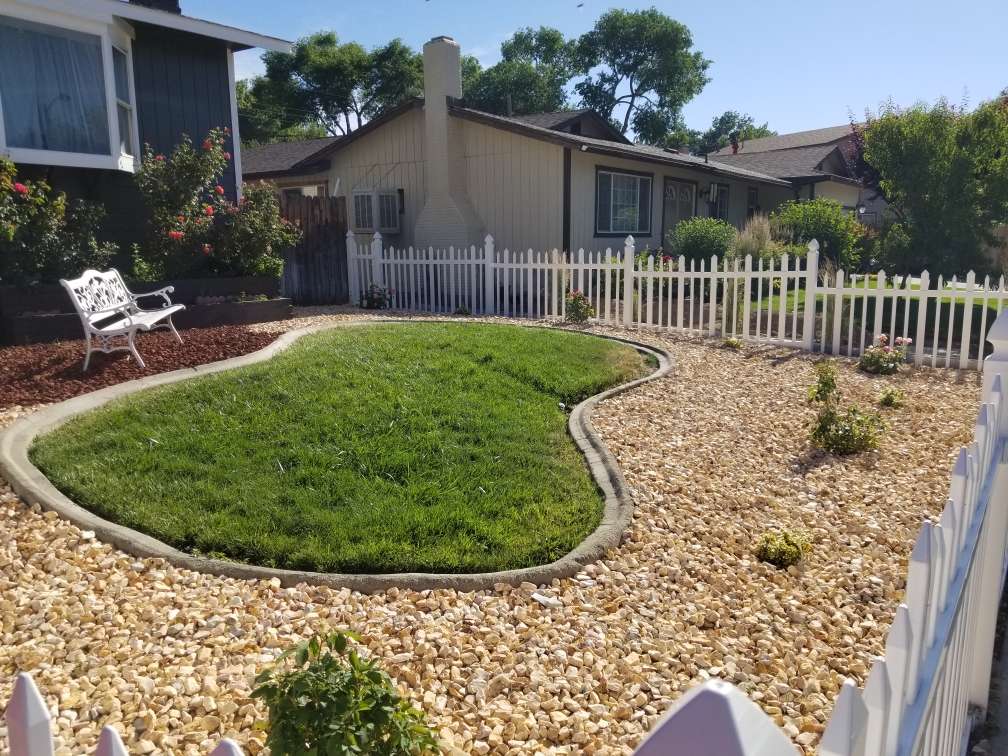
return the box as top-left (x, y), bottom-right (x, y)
top-left (131, 24), bottom-right (238, 198)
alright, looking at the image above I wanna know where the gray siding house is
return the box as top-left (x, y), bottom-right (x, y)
top-left (0, 0), bottom-right (290, 244)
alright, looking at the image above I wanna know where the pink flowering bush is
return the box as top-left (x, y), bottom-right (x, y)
top-left (133, 128), bottom-right (299, 280)
top-left (565, 289), bottom-right (595, 324)
top-left (858, 333), bottom-right (911, 375)
top-left (0, 158), bottom-right (115, 285)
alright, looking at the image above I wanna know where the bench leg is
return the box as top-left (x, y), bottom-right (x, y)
top-left (82, 333), bottom-right (93, 373)
top-left (167, 315), bottom-right (183, 345)
top-left (127, 330), bottom-right (146, 369)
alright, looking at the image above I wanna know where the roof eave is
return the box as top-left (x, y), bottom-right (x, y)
top-left (48, 0), bottom-right (294, 51)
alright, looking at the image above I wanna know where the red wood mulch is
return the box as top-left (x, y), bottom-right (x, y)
top-left (0, 325), bottom-right (280, 409)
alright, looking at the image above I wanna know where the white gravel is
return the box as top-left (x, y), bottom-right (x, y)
top-left (0, 309), bottom-right (981, 755)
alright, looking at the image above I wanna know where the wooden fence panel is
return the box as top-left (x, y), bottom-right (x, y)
top-left (280, 195), bottom-right (349, 306)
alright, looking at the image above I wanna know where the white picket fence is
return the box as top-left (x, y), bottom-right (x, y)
top-left (348, 232), bottom-right (1008, 370)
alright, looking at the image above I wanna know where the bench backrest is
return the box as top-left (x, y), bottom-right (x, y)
top-left (60, 269), bottom-right (132, 320)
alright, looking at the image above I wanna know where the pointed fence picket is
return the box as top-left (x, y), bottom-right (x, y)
top-left (349, 233), bottom-right (1008, 371)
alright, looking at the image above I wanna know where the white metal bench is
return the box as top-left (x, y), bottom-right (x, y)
top-left (60, 268), bottom-right (185, 371)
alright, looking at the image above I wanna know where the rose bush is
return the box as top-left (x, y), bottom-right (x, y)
top-left (132, 128), bottom-right (300, 280)
top-left (0, 158), bottom-right (116, 285)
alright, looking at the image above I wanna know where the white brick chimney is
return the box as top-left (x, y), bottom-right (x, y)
top-left (413, 36), bottom-right (484, 249)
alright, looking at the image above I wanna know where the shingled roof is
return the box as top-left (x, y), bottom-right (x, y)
top-left (712, 124), bottom-right (855, 156)
top-left (242, 136), bottom-right (340, 178)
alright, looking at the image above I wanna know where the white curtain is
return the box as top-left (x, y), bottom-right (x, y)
top-left (0, 15), bottom-right (110, 155)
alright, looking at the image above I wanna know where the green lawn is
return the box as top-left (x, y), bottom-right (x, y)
top-left (31, 323), bottom-right (647, 574)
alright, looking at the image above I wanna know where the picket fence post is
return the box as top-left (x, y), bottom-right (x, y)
top-left (742, 255), bottom-right (753, 340)
top-left (633, 680), bottom-right (797, 755)
top-left (621, 235), bottom-right (635, 326)
top-left (346, 231), bottom-right (359, 307)
top-left (7, 672), bottom-right (54, 756)
top-left (369, 232), bottom-right (384, 289)
top-left (968, 314), bottom-right (1008, 708)
top-left (482, 235), bottom-right (495, 315)
top-left (802, 240), bottom-right (820, 351)
top-left (96, 725), bottom-right (129, 756)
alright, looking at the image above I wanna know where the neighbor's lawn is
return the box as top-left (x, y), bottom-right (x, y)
top-left (31, 323), bottom-right (647, 574)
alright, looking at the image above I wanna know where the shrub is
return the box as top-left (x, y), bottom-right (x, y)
top-left (734, 215), bottom-right (773, 260)
top-left (770, 198), bottom-right (863, 270)
top-left (808, 359), bottom-right (885, 454)
top-left (667, 217), bottom-right (737, 262)
top-left (878, 386), bottom-right (905, 408)
top-left (253, 631), bottom-right (438, 756)
top-left (565, 289), bottom-right (595, 323)
top-left (362, 284), bottom-right (391, 309)
top-left (133, 128), bottom-right (299, 280)
top-left (754, 530), bottom-right (811, 568)
top-left (0, 158), bottom-right (116, 285)
top-left (723, 336), bottom-right (743, 351)
top-left (858, 334), bottom-right (910, 374)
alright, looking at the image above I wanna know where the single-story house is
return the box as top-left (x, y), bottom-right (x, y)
top-left (241, 136), bottom-right (340, 200)
top-left (246, 36), bottom-right (800, 254)
top-left (710, 125), bottom-right (885, 225)
top-left (0, 0), bottom-right (290, 245)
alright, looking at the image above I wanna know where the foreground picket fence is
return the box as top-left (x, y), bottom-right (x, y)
top-left (349, 233), bottom-right (1008, 371)
top-left (6, 322), bottom-right (1008, 756)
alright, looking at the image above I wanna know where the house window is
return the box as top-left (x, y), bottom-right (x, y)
top-left (353, 190), bottom-right (401, 233)
top-left (112, 46), bottom-right (134, 158)
top-left (746, 187), bottom-right (759, 219)
top-left (712, 183), bottom-right (730, 221)
top-left (596, 169), bottom-right (652, 235)
top-left (0, 16), bottom-right (110, 155)
top-left (353, 193), bottom-right (374, 231)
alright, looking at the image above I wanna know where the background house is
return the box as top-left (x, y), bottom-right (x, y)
top-left (242, 136), bottom-right (339, 200)
top-left (710, 126), bottom-right (884, 225)
top-left (0, 0), bottom-right (290, 246)
top-left (246, 36), bottom-right (795, 254)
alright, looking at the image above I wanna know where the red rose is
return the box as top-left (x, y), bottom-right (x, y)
top-left (167, 230), bottom-right (184, 240)
top-left (12, 182), bottom-right (28, 195)
top-left (223, 151), bottom-right (231, 161)
top-left (215, 185), bottom-right (225, 196)
top-left (202, 244), bottom-right (213, 255)
top-left (204, 205), bottom-right (214, 217)
top-left (155, 154), bottom-right (166, 162)
top-left (202, 140), bottom-right (213, 151)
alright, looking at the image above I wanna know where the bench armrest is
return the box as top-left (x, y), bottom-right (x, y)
top-left (130, 285), bottom-right (175, 307)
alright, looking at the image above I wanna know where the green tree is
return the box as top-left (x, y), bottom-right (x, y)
top-left (255, 33), bottom-right (423, 138)
top-left (236, 79), bottom-right (326, 147)
top-left (849, 98), bottom-right (1008, 273)
top-left (463, 27), bottom-right (575, 115)
top-left (691, 111), bottom-right (775, 155)
top-left (573, 8), bottom-right (710, 142)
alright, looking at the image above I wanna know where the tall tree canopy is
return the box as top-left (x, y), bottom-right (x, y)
top-left (463, 27), bottom-right (575, 116)
top-left (848, 98), bottom-right (1008, 274)
top-left (248, 33), bottom-right (422, 138)
top-left (573, 8), bottom-right (710, 142)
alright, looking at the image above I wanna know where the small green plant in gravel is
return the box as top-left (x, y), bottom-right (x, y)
top-left (565, 289), bottom-right (595, 323)
top-left (878, 386), bottom-right (906, 408)
top-left (253, 630), bottom-right (439, 756)
top-left (808, 360), bottom-right (885, 454)
top-left (723, 336), bottom-right (743, 351)
top-left (754, 530), bottom-right (811, 568)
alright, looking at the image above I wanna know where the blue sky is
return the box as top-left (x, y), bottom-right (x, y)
top-left (188, 0), bottom-right (1007, 135)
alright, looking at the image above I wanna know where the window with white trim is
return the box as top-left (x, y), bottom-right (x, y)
top-left (0, 11), bottom-right (139, 171)
top-left (596, 169), bottom-right (652, 235)
top-left (112, 46), bottom-right (134, 158)
top-left (352, 190), bottom-right (401, 234)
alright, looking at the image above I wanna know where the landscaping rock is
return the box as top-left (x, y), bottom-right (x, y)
top-left (0, 309), bottom-right (981, 755)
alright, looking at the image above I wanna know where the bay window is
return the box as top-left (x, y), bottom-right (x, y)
top-left (0, 11), bottom-right (139, 171)
top-left (596, 168), bottom-right (652, 236)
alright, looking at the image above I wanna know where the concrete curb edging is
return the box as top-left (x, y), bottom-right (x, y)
top-left (0, 319), bottom-right (673, 593)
